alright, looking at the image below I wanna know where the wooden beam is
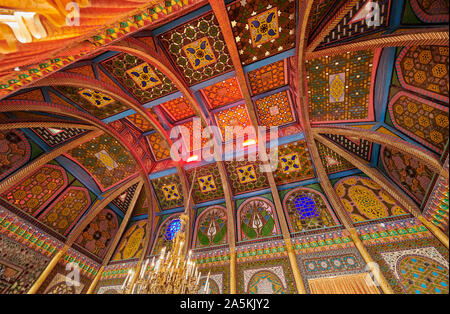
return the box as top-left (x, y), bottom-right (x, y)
top-left (66, 175), bottom-right (143, 245)
top-left (0, 129), bottom-right (103, 194)
top-left (306, 29), bottom-right (449, 60)
top-left (306, 0), bottom-right (359, 54)
top-left (314, 133), bottom-right (449, 249)
top-left (312, 126), bottom-right (447, 179)
top-left (295, 0), bottom-right (392, 294)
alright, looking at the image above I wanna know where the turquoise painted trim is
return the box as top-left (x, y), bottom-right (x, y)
top-left (190, 71), bottom-right (237, 92)
top-left (101, 109), bottom-right (136, 123)
top-left (130, 214), bottom-right (148, 221)
top-left (251, 85), bottom-right (290, 101)
top-left (93, 51), bottom-right (120, 63)
top-left (143, 91), bottom-right (183, 109)
top-left (328, 169), bottom-right (363, 180)
top-left (21, 128), bottom-right (51, 152)
top-left (192, 198), bottom-right (226, 209)
top-left (276, 178), bottom-right (319, 191)
top-left (387, 0), bottom-right (404, 33)
top-left (55, 155), bottom-right (102, 196)
top-left (155, 207), bottom-right (184, 216)
top-left (376, 47), bottom-right (396, 123)
top-left (243, 48), bottom-right (296, 73)
top-left (148, 167), bottom-right (178, 179)
top-left (232, 188), bottom-right (272, 200)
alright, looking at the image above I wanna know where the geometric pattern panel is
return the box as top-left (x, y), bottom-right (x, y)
top-left (323, 133), bottom-right (372, 161)
top-left (296, 248), bottom-right (366, 291)
top-left (273, 141), bottom-right (315, 185)
top-left (224, 157), bottom-right (269, 195)
top-left (55, 86), bottom-right (128, 120)
top-left (381, 147), bottom-right (434, 204)
top-left (151, 174), bottom-right (184, 210)
top-left (0, 129), bottom-right (31, 181)
top-left (38, 186), bottom-right (91, 236)
top-left (318, 0), bottom-right (390, 49)
top-left (125, 114), bottom-right (154, 132)
top-left (113, 220), bottom-right (147, 261)
top-left (159, 13), bottom-right (233, 86)
top-left (214, 104), bottom-right (251, 141)
top-left (187, 163), bottom-right (225, 204)
top-left (396, 45), bottom-right (449, 102)
top-left (316, 141), bottom-right (355, 174)
top-left (307, 50), bottom-right (374, 122)
top-left (247, 60), bottom-right (286, 95)
top-left (388, 91), bottom-right (449, 154)
top-left (0, 233), bottom-right (50, 294)
top-left (410, 0), bottom-right (449, 23)
top-left (101, 53), bottom-right (178, 104)
top-left (146, 132), bottom-right (171, 161)
top-left (335, 176), bottom-right (408, 223)
top-left (283, 187), bottom-right (339, 232)
top-left (32, 127), bottom-right (86, 147)
top-left (382, 247), bottom-right (449, 294)
top-left (159, 96), bottom-right (195, 122)
top-left (195, 206), bottom-right (227, 248)
top-left (365, 237), bottom-right (449, 294)
top-left (75, 208), bottom-right (118, 259)
top-left (254, 90), bottom-right (295, 127)
top-left (227, 0), bottom-right (296, 65)
top-left (111, 183), bottom-right (139, 214)
top-left (237, 257), bottom-right (296, 294)
top-left (238, 197), bottom-right (279, 241)
top-left (1, 163), bottom-right (67, 216)
top-left (67, 134), bottom-right (137, 190)
top-left (200, 77), bottom-right (243, 109)
top-left (152, 215), bottom-right (182, 255)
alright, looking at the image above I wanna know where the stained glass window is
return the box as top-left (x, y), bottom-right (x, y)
top-left (284, 188), bottom-right (338, 232)
top-left (165, 218), bottom-right (181, 240)
top-left (294, 195), bottom-right (319, 219)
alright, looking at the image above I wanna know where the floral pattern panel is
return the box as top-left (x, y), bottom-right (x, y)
top-left (238, 197), bottom-right (279, 241)
top-left (75, 208), bottom-right (119, 259)
top-left (195, 206), bottom-right (227, 248)
top-left (335, 176), bottom-right (408, 223)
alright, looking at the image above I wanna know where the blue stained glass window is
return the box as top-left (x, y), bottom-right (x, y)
top-left (165, 219), bottom-right (181, 240)
top-left (294, 195), bottom-right (319, 219)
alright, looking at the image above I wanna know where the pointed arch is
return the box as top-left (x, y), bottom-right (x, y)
top-left (193, 205), bottom-right (228, 248)
top-left (282, 187), bottom-right (339, 233)
top-left (237, 197), bottom-right (280, 242)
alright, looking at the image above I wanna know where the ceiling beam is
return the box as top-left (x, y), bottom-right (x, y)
top-left (306, 28), bottom-right (449, 60)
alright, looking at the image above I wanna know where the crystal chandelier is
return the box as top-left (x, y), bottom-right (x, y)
top-left (120, 214), bottom-right (211, 294)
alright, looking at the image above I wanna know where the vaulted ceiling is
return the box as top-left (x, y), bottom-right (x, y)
top-left (0, 0), bottom-right (448, 269)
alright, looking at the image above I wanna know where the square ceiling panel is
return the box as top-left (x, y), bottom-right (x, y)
top-left (125, 113), bottom-right (154, 132)
top-left (273, 140), bottom-right (315, 185)
top-left (151, 174), bottom-right (184, 210)
top-left (54, 86), bottom-right (129, 120)
top-left (254, 90), bottom-right (295, 127)
top-left (224, 156), bottom-right (269, 195)
top-left (306, 50), bottom-right (375, 122)
top-left (101, 53), bottom-right (178, 104)
top-left (200, 77), bottom-right (243, 109)
top-left (159, 96), bottom-right (195, 122)
top-left (247, 60), bottom-right (286, 95)
top-left (227, 0), bottom-right (296, 65)
top-left (146, 132), bottom-right (171, 161)
top-left (159, 13), bottom-right (234, 86)
top-left (214, 103), bottom-right (251, 141)
top-left (186, 163), bottom-right (225, 204)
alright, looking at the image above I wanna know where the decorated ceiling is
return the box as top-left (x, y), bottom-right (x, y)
top-left (0, 0), bottom-right (448, 295)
